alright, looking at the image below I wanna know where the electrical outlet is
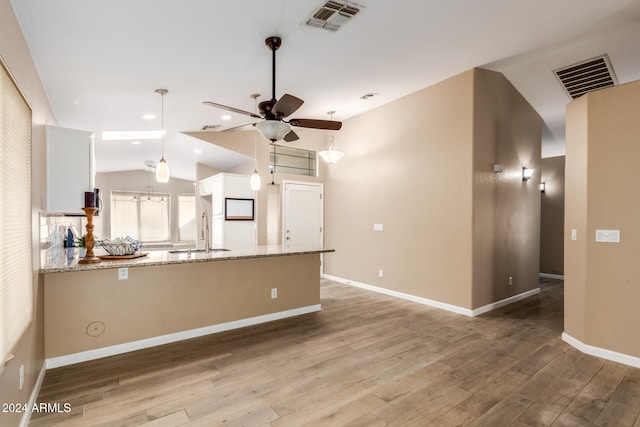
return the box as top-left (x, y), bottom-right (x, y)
top-left (19, 364), bottom-right (24, 390)
top-left (271, 288), bottom-right (277, 299)
top-left (118, 268), bottom-right (128, 280)
top-left (379, 269), bottom-right (384, 278)
top-left (508, 276), bottom-right (513, 286)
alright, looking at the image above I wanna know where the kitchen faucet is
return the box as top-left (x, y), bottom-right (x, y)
top-left (201, 210), bottom-right (210, 253)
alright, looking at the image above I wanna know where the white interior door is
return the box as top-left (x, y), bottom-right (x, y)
top-left (283, 181), bottom-right (323, 248)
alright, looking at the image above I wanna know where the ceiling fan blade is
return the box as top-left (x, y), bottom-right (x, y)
top-left (289, 118), bottom-right (342, 131)
top-left (283, 129), bottom-right (299, 142)
top-left (272, 94), bottom-right (304, 118)
top-left (203, 101), bottom-right (261, 118)
top-left (223, 123), bottom-right (256, 132)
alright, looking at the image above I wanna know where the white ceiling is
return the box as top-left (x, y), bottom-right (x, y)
top-left (10, 0), bottom-right (640, 181)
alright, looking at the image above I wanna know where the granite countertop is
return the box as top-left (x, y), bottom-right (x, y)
top-left (41, 245), bottom-right (335, 274)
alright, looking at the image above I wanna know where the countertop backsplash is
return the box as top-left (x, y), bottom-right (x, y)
top-left (40, 213), bottom-right (83, 268)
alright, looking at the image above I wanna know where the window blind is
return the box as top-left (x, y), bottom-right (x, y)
top-left (178, 194), bottom-right (196, 242)
top-left (110, 191), bottom-right (171, 242)
top-left (0, 56), bottom-right (33, 367)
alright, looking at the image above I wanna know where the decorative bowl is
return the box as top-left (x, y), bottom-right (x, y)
top-left (101, 236), bottom-right (141, 256)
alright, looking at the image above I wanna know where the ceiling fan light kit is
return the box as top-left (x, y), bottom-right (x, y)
top-left (203, 36), bottom-right (342, 143)
top-left (256, 120), bottom-right (291, 142)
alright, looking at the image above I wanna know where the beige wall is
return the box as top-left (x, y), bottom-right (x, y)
top-left (324, 71), bottom-right (476, 308)
top-left (540, 156), bottom-right (565, 275)
top-left (43, 254), bottom-right (320, 358)
top-left (565, 80), bottom-right (640, 358)
top-left (0, 1), bottom-right (56, 424)
top-left (323, 68), bottom-right (541, 310)
top-left (472, 69), bottom-right (542, 308)
top-left (95, 171), bottom-right (196, 242)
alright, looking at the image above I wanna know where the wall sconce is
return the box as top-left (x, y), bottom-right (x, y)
top-left (540, 182), bottom-right (546, 192)
top-left (522, 167), bottom-right (533, 182)
top-left (493, 164), bottom-right (504, 173)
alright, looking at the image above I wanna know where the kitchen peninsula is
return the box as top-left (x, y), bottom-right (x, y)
top-left (41, 246), bottom-right (333, 368)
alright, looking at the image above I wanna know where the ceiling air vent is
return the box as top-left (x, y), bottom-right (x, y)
top-left (553, 54), bottom-right (618, 100)
top-left (305, 1), bottom-right (363, 32)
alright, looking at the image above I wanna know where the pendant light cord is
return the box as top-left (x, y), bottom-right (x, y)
top-left (155, 89), bottom-right (168, 159)
top-left (161, 91), bottom-right (165, 158)
top-left (252, 94), bottom-right (260, 167)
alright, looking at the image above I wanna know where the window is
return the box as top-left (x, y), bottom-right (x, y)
top-left (111, 192), bottom-right (170, 242)
top-left (178, 194), bottom-right (196, 242)
top-left (0, 56), bottom-right (32, 367)
top-left (270, 145), bottom-right (317, 177)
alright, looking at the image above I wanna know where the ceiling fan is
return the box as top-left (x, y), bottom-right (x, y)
top-left (203, 36), bottom-right (342, 142)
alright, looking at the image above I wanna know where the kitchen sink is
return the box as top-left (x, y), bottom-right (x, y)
top-left (168, 248), bottom-right (230, 254)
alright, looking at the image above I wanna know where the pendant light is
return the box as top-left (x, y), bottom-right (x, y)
top-left (250, 94), bottom-right (262, 190)
top-left (155, 88), bottom-right (170, 182)
top-left (319, 111), bottom-right (344, 164)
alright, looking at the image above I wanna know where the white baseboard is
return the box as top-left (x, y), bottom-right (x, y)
top-left (19, 362), bottom-right (47, 427)
top-left (539, 273), bottom-right (564, 280)
top-left (323, 274), bottom-right (540, 317)
top-left (46, 304), bottom-right (321, 369)
top-left (470, 288), bottom-right (541, 316)
top-left (562, 332), bottom-right (640, 369)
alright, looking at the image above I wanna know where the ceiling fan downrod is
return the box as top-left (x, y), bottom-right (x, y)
top-left (265, 36), bottom-right (281, 102)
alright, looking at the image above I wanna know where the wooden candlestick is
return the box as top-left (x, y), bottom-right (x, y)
top-left (79, 207), bottom-right (101, 264)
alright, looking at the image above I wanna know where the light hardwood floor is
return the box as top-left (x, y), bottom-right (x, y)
top-left (31, 278), bottom-right (640, 426)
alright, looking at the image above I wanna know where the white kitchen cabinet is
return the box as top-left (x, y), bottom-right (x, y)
top-left (201, 173), bottom-right (256, 250)
top-left (198, 175), bottom-right (214, 196)
top-left (46, 125), bottom-right (95, 214)
top-left (211, 218), bottom-right (257, 249)
top-left (209, 173), bottom-right (252, 216)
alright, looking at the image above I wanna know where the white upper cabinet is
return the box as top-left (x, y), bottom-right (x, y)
top-left (199, 173), bottom-right (256, 249)
top-left (46, 125), bottom-right (95, 214)
top-left (198, 175), bottom-right (214, 196)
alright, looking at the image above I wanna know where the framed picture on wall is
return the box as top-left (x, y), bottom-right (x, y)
top-left (225, 198), bottom-right (254, 220)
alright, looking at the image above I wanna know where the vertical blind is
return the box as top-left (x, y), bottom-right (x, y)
top-left (0, 56), bottom-right (33, 367)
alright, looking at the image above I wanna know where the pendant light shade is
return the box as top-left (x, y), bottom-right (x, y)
top-left (156, 157), bottom-right (170, 183)
top-left (155, 88), bottom-right (170, 182)
top-left (319, 141), bottom-right (344, 164)
top-left (319, 111), bottom-right (344, 164)
top-left (250, 169), bottom-right (261, 190)
top-left (256, 120), bottom-right (291, 142)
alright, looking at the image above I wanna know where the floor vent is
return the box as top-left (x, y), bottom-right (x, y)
top-left (553, 54), bottom-right (618, 100)
top-left (305, 1), bottom-right (363, 32)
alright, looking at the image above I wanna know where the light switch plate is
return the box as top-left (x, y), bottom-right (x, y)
top-left (374, 224), bottom-right (384, 232)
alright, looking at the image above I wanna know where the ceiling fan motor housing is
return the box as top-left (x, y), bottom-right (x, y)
top-left (258, 99), bottom-right (277, 118)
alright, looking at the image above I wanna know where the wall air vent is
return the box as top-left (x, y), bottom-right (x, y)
top-left (553, 54), bottom-right (618, 100)
top-left (305, 0), bottom-right (363, 32)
